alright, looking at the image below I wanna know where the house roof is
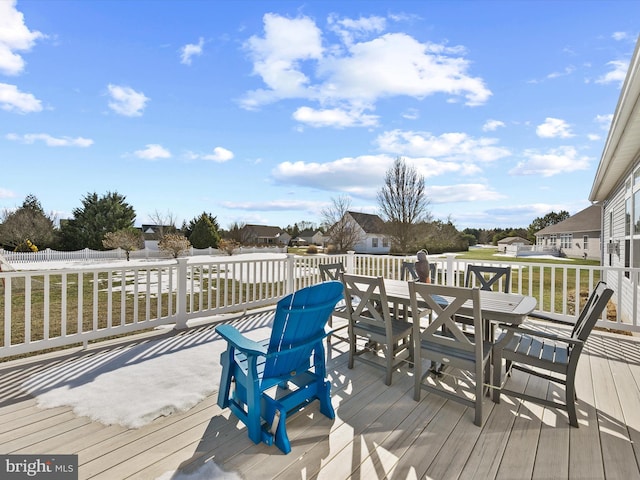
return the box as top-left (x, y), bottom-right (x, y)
top-left (497, 236), bottom-right (531, 245)
top-left (243, 224), bottom-right (287, 238)
top-left (590, 36), bottom-right (640, 202)
top-left (347, 211), bottom-right (386, 234)
top-left (536, 205), bottom-right (602, 235)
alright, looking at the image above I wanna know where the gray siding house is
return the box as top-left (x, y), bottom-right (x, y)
top-left (534, 205), bottom-right (602, 260)
top-left (589, 36), bottom-right (640, 324)
top-left (240, 224), bottom-right (291, 246)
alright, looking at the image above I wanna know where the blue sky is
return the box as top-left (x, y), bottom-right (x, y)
top-left (1, 0), bottom-right (638, 231)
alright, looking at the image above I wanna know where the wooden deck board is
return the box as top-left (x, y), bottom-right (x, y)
top-left (0, 320), bottom-right (638, 480)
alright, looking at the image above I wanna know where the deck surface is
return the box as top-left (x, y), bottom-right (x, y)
top-left (1, 311), bottom-right (639, 480)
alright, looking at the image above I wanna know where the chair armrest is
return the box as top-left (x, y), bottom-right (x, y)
top-left (497, 323), bottom-right (583, 346)
top-left (215, 324), bottom-right (268, 356)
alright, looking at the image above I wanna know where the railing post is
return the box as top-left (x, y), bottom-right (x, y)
top-left (346, 251), bottom-right (355, 273)
top-left (286, 254), bottom-right (296, 294)
top-left (445, 253), bottom-right (456, 286)
top-left (175, 258), bottom-right (189, 329)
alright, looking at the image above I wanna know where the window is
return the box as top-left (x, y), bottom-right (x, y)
top-left (583, 235), bottom-right (588, 250)
top-left (372, 238), bottom-right (378, 248)
top-left (626, 198), bottom-right (631, 236)
top-left (550, 234), bottom-right (557, 247)
top-left (560, 233), bottom-right (572, 249)
top-left (382, 237), bottom-right (389, 247)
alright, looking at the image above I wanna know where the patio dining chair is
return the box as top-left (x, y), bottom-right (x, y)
top-left (409, 282), bottom-right (491, 426)
top-left (216, 281), bottom-right (343, 454)
top-left (492, 281), bottom-right (613, 427)
top-left (342, 274), bottom-right (413, 386)
top-left (459, 264), bottom-right (512, 338)
top-left (319, 262), bottom-right (350, 344)
top-left (401, 261), bottom-right (418, 281)
top-left (465, 264), bottom-right (511, 293)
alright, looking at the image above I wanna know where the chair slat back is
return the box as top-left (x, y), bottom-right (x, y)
top-left (465, 265), bottom-right (511, 293)
top-left (571, 281), bottom-right (613, 342)
top-left (342, 274), bottom-right (391, 332)
top-left (319, 262), bottom-right (345, 281)
top-left (401, 262), bottom-right (418, 281)
top-left (409, 283), bottom-right (482, 355)
top-left (264, 281), bottom-right (343, 378)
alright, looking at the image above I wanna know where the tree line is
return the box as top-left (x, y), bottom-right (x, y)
top-left (0, 161), bottom-right (571, 258)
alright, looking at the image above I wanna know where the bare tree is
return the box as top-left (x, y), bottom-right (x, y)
top-left (377, 157), bottom-right (431, 253)
top-left (226, 221), bottom-right (249, 244)
top-left (321, 195), bottom-right (364, 253)
top-left (148, 210), bottom-right (178, 238)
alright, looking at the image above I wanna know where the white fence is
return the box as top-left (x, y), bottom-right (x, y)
top-left (0, 246), bottom-right (286, 264)
top-left (0, 252), bottom-right (634, 359)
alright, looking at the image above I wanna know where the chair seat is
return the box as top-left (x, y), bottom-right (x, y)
top-left (353, 317), bottom-right (412, 340)
top-left (419, 336), bottom-right (492, 366)
top-left (498, 331), bottom-right (569, 373)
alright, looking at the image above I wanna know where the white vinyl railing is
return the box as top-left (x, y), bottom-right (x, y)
top-left (0, 246), bottom-right (286, 264)
top-left (0, 252), bottom-right (635, 359)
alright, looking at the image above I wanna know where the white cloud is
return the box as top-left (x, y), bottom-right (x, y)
top-left (509, 146), bottom-right (591, 177)
top-left (482, 119), bottom-right (505, 132)
top-left (0, 82), bottom-right (42, 113)
top-left (0, 188), bottom-right (16, 199)
top-left (107, 84), bottom-right (149, 117)
top-left (547, 65), bottom-right (575, 79)
top-left (292, 106), bottom-right (378, 128)
top-left (402, 108), bottom-right (419, 120)
top-left (587, 133), bottom-right (601, 141)
top-left (241, 14), bottom-right (491, 116)
top-left (6, 133), bottom-right (93, 147)
top-left (271, 153), bottom-right (469, 199)
top-left (327, 14), bottom-right (386, 45)
top-left (536, 117), bottom-right (574, 138)
top-left (242, 13), bottom-right (323, 109)
top-left (596, 60), bottom-right (629, 86)
top-left (220, 199), bottom-right (325, 211)
top-left (375, 129), bottom-right (510, 163)
top-left (188, 147), bottom-right (234, 162)
top-left (180, 37), bottom-right (204, 65)
top-left (612, 31), bottom-right (631, 41)
top-left (134, 144), bottom-right (171, 160)
top-left (0, 0), bottom-right (44, 76)
top-left (595, 113), bottom-right (613, 130)
top-left (429, 184), bottom-right (506, 203)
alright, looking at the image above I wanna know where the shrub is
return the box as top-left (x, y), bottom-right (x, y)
top-left (306, 245), bottom-right (318, 254)
top-left (158, 233), bottom-right (191, 258)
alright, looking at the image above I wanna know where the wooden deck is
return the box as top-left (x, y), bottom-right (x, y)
top-left (1, 312), bottom-right (640, 480)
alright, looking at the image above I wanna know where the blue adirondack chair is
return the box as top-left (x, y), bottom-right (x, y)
top-left (216, 281), bottom-right (343, 454)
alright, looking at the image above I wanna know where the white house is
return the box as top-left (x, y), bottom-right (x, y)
top-left (589, 35), bottom-right (640, 324)
top-left (326, 211), bottom-right (391, 254)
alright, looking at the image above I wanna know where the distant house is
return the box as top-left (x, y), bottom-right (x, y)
top-left (534, 205), bottom-right (602, 260)
top-left (240, 224), bottom-right (291, 246)
top-left (140, 224), bottom-right (175, 250)
top-left (326, 211), bottom-right (391, 254)
top-left (589, 35), bottom-right (640, 324)
top-left (298, 229), bottom-right (324, 246)
top-left (497, 236), bottom-right (531, 253)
